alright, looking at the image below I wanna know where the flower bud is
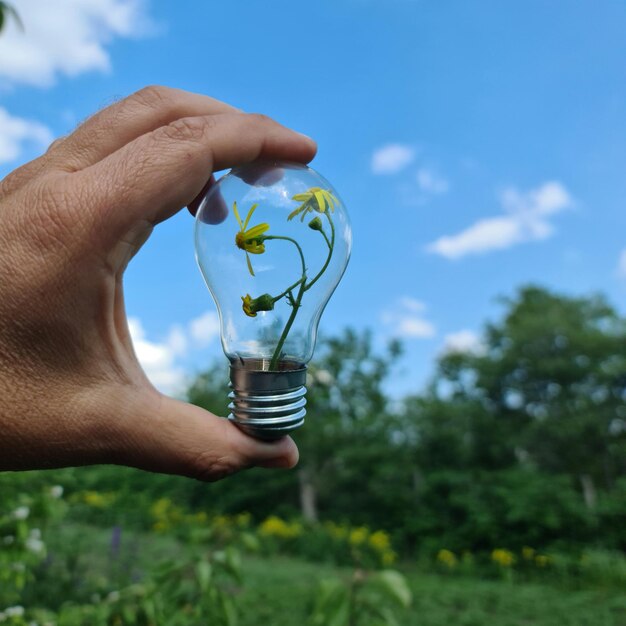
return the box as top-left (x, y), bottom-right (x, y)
top-left (241, 293), bottom-right (275, 317)
top-left (308, 216), bottom-right (323, 231)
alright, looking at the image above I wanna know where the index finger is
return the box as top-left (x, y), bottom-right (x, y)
top-left (47, 85), bottom-right (241, 172)
top-left (74, 112), bottom-right (317, 248)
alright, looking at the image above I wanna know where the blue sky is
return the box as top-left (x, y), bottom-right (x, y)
top-left (1, 0), bottom-right (625, 395)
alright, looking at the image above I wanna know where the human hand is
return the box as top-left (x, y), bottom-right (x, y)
top-left (0, 86), bottom-right (316, 478)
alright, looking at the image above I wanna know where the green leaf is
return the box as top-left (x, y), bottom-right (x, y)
top-left (196, 559), bottom-right (212, 592)
top-left (370, 570), bottom-right (412, 608)
top-left (240, 531), bottom-right (260, 552)
top-left (378, 606), bottom-right (401, 626)
top-left (310, 578), bottom-right (350, 626)
top-left (221, 593), bottom-right (238, 626)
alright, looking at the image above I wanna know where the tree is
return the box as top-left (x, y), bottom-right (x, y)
top-left (292, 329), bottom-right (403, 522)
top-left (426, 285), bottom-right (626, 505)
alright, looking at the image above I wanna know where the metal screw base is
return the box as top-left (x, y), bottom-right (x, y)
top-left (228, 361), bottom-right (307, 440)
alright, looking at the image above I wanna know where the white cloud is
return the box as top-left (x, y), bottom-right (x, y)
top-left (441, 330), bottom-right (485, 356)
top-left (0, 107), bottom-right (52, 164)
top-left (128, 318), bottom-right (186, 395)
top-left (189, 311), bottom-right (220, 346)
top-left (416, 167), bottom-right (449, 195)
top-left (0, 0), bottom-right (153, 88)
top-left (127, 310), bottom-right (221, 395)
top-left (371, 144), bottom-right (415, 174)
top-left (427, 181), bottom-right (572, 260)
top-left (381, 297), bottom-right (436, 339)
top-left (617, 249), bottom-right (626, 279)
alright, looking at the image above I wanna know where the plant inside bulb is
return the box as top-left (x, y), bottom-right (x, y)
top-left (195, 162), bottom-right (351, 439)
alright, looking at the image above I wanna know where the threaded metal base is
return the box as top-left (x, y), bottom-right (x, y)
top-left (228, 361), bottom-right (307, 440)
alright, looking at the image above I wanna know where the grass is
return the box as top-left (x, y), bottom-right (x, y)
top-left (236, 556), bottom-right (626, 626)
top-left (35, 524), bottom-right (626, 626)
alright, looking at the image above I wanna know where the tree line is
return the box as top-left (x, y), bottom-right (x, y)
top-left (2, 284), bottom-right (623, 555)
top-left (182, 285), bottom-right (626, 553)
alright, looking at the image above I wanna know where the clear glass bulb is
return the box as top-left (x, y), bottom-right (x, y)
top-left (195, 161), bottom-right (351, 439)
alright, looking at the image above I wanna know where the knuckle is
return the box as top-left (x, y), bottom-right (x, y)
top-left (45, 136), bottom-right (66, 154)
top-left (161, 116), bottom-right (215, 143)
top-left (191, 450), bottom-right (242, 483)
top-left (133, 84), bottom-right (173, 108)
top-left (247, 112), bottom-right (275, 126)
top-left (0, 158), bottom-right (47, 199)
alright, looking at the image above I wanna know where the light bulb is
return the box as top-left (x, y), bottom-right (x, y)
top-left (195, 161), bottom-right (351, 440)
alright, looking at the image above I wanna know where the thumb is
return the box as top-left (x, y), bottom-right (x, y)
top-left (118, 392), bottom-right (299, 480)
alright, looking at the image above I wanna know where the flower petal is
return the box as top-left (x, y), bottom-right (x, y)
top-left (314, 190), bottom-right (327, 213)
top-left (247, 242), bottom-right (265, 254)
top-left (288, 206), bottom-right (303, 221)
top-left (243, 204), bottom-right (258, 230)
top-left (245, 223), bottom-right (269, 239)
top-left (246, 252), bottom-right (255, 276)
top-left (233, 201), bottom-right (244, 229)
top-left (292, 193), bottom-right (311, 202)
top-left (325, 191), bottom-right (337, 210)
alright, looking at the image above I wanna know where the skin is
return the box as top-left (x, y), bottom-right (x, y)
top-left (0, 86), bottom-right (317, 480)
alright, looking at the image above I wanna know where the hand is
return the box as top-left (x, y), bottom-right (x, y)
top-left (0, 86), bottom-right (316, 479)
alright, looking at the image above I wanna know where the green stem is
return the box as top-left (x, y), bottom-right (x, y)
top-left (269, 280), bottom-right (306, 370)
top-left (319, 228), bottom-right (332, 250)
top-left (263, 235), bottom-right (306, 276)
top-left (304, 212), bottom-right (335, 292)
top-left (272, 277), bottom-right (305, 303)
top-left (267, 213), bottom-right (336, 370)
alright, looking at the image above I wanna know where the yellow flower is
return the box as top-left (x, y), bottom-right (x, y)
top-left (535, 554), bottom-right (550, 568)
top-left (82, 490), bottom-right (116, 509)
top-left (436, 549), bottom-right (458, 568)
top-left (241, 294), bottom-right (256, 317)
top-left (258, 515), bottom-right (302, 539)
top-left (241, 293), bottom-right (274, 318)
top-left (491, 548), bottom-right (515, 567)
top-left (288, 187), bottom-right (338, 222)
top-left (368, 530), bottom-right (391, 552)
top-left (233, 201), bottom-right (269, 276)
top-left (522, 546), bottom-right (535, 561)
top-left (349, 527), bottom-right (368, 546)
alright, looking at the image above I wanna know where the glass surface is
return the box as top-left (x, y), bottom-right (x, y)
top-left (195, 161), bottom-right (351, 368)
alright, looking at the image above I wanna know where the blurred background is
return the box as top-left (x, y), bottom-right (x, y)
top-left (1, 1), bottom-right (625, 624)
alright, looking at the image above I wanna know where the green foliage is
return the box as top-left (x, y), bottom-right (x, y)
top-left (2, 284), bottom-right (626, 624)
top-left (309, 569), bottom-right (412, 626)
top-left (0, 485), bottom-right (64, 607)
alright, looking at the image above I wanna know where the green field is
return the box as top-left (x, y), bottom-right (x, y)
top-left (30, 524), bottom-right (626, 626)
top-left (238, 556), bottom-right (626, 626)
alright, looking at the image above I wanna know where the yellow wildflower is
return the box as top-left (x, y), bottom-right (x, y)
top-left (233, 201), bottom-right (269, 276)
top-left (258, 515), bottom-right (302, 539)
top-left (368, 530), bottom-right (391, 552)
top-left (241, 293), bottom-right (274, 318)
top-left (288, 187), bottom-right (338, 222)
top-left (491, 548), bottom-right (515, 567)
top-left (535, 554), bottom-right (550, 567)
top-left (241, 294), bottom-right (256, 317)
top-left (82, 490), bottom-right (116, 509)
top-left (522, 546), bottom-right (535, 561)
top-left (349, 527), bottom-right (368, 546)
top-left (436, 549), bottom-right (458, 568)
